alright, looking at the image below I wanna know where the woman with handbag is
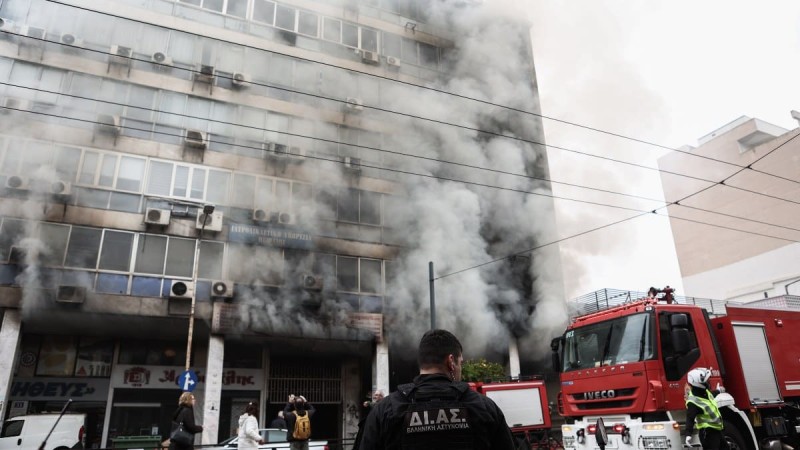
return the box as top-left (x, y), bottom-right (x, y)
top-left (237, 402), bottom-right (264, 450)
top-left (169, 392), bottom-right (203, 450)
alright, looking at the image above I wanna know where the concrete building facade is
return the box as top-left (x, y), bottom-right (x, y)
top-left (658, 114), bottom-right (800, 303)
top-left (0, 0), bottom-right (564, 447)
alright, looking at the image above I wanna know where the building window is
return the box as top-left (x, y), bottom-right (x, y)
top-left (0, 218), bottom-right (25, 261)
top-left (275, 4), bottom-right (296, 30)
top-left (38, 223), bottom-right (70, 267)
top-left (297, 11), bottom-right (319, 37)
top-left (337, 256), bottom-right (358, 291)
top-left (98, 231), bottom-right (134, 272)
top-left (253, 0), bottom-right (276, 25)
top-left (65, 227), bottom-right (102, 269)
top-left (118, 340), bottom-right (187, 366)
top-left (74, 337), bottom-right (114, 377)
top-left (360, 259), bottom-right (382, 294)
top-left (36, 336), bottom-right (77, 376)
top-left (198, 241), bottom-right (224, 279)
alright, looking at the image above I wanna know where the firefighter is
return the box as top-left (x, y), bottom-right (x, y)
top-left (356, 329), bottom-right (516, 450)
top-left (685, 367), bottom-right (727, 450)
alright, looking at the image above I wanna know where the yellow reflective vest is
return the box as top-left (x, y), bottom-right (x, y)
top-left (686, 389), bottom-right (723, 431)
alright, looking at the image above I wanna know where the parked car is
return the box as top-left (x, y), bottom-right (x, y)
top-left (211, 429), bottom-right (328, 450)
top-left (0, 413), bottom-right (86, 450)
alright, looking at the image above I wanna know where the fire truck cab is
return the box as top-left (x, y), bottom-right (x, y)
top-left (551, 295), bottom-right (800, 450)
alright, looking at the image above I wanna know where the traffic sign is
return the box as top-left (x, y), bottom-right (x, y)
top-left (177, 370), bottom-right (198, 392)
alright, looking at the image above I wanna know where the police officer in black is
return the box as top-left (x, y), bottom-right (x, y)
top-left (357, 329), bottom-right (516, 450)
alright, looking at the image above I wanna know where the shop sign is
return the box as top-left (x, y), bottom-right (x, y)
top-left (9, 378), bottom-right (109, 401)
top-left (111, 365), bottom-right (263, 390)
top-left (228, 223), bottom-right (313, 249)
top-left (347, 313), bottom-right (383, 342)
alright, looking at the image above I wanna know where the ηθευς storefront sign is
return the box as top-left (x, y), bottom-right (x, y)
top-left (9, 378), bottom-right (109, 401)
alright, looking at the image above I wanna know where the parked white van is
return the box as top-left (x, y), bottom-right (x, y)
top-left (0, 413), bottom-right (86, 450)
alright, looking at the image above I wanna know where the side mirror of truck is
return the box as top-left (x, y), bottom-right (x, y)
top-left (672, 329), bottom-right (691, 355)
top-left (550, 337), bottom-right (562, 373)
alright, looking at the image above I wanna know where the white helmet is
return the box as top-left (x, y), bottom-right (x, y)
top-left (687, 368), bottom-right (711, 388)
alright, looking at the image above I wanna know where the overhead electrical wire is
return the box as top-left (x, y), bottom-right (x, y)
top-left (435, 131), bottom-right (800, 280)
top-left (35, 0), bottom-right (800, 185)
top-left (4, 81), bottom-right (799, 236)
top-left (3, 102), bottom-right (799, 257)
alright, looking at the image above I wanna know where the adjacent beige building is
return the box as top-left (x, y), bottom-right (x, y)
top-left (658, 113), bottom-right (800, 302)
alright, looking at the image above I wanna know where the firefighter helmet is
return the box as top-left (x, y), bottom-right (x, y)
top-left (687, 367), bottom-right (712, 388)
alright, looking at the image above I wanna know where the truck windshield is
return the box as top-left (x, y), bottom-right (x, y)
top-left (562, 312), bottom-right (655, 371)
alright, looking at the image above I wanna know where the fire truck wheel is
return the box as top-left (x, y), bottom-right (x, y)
top-left (723, 420), bottom-right (746, 450)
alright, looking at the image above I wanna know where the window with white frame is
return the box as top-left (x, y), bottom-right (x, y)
top-left (178, 0), bottom-right (246, 16)
top-left (78, 151), bottom-right (146, 192)
top-left (253, 0), bottom-right (276, 25)
top-left (134, 234), bottom-right (195, 278)
top-left (98, 230), bottom-right (134, 272)
top-left (145, 159), bottom-right (228, 203)
top-left (335, 256), bottom-right (383, 293)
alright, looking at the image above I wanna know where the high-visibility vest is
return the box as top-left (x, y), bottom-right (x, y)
top-left (686, 389), bottom-right (723, 431)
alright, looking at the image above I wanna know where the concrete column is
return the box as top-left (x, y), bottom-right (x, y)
top-left (375, 339), bottom-right (389, 395)
top-left (0, 310), bottom-right (22, 421)
top-left (201, 335), bottom-right (224, 445)
top-left (508, 337), bottom-right (521, 379)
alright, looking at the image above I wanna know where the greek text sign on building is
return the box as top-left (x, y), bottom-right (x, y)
top-left (228, 224), bottom-right (313, 249)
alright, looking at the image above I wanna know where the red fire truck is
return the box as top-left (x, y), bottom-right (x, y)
top-left (470, 377), bottom-right (558, 450)
top-left (551, 293), bottom-right (800, 450)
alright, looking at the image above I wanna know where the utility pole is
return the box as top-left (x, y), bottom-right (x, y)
top-left (429, 261), bottom-right (436, 330)
top-left (185, 204), bottom-right (215, 370)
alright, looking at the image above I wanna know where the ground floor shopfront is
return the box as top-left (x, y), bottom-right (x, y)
top-left (0, 309), bottom-right (384, 448)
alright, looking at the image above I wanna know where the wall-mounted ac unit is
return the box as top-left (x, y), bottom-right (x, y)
top-left (232, 72), bottom-right (248, 88)
top-left (96, 114), bottom-right (121, 135)
top-left (20, 25), bottom-right (46, 41)
top-left (343, 156), bottom-right (362, 171)
top-left (60, 33), bottom-right (83, 47)
top-left (185, 129), bottom-right (207, 149)
top-left (50, 180), bottom-right (72, 196)
top-left (196, 209), bottom-right (223, 232)
top-left (1, 97), bottom-right (26, 114)
top-left (195, 65), bottom-right (215, 83)
top-left (253, 208), bottom-right (271, 222)
top-left (386, 56), bottom-right (401, 67)
top-left (211, 280), bottom-right (234, 299)
top-left (288, 146), bottom-right (306, 159)
top-left (110, 44), bottom-right (132, 60)
top-left (278, 212), bottom-right (295, 225)
top-left (169, 280), bottom-right (194, 299)
top-left (301, 274), bottom-right (324, 291)
top-left (145, 207), bottom-right (171, 226)
top-left (0, 18), bottom-right (16, 37)
top-left (5, 175), bottom-right (29, 190)
top-left (151, 52), bottom-right (173, 68)
top-left (56, 286), bottom-right (86, 304)
top-left (344, 97), bottom-right (363, 112)
top-left (360, 49), bottom-right (379, 64)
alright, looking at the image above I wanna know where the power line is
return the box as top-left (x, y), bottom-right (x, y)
top-left (5, 104), bottom-right (799, 262)
top-left (39, 0), bottom-right (800, 184)
top-left (435, 133), bottom-right (800, 280)
top-left (4, 30), bottom-right (800, 199)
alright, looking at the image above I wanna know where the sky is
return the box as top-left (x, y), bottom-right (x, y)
top-left (524, 1), bottom-right (800, 299)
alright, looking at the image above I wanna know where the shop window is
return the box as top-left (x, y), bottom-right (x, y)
top-left (118, 340), bottom-right (187, 366)
top-left (75, 337), bottom-right (114, 377)
top-left (36, 336), bottom-right (77, 376)
top-left (65, 227), bottom-right (102, 269)
top-left (337, 256), bottom-right (358, 291)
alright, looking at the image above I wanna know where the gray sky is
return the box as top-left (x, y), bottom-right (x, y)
top-left (526, 1), bottom-right (800, 298)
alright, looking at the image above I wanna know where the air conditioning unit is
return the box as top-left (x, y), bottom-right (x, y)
top-left (1, 97), bottom-right (26, 114)
top-left (211, 280), bottom-right (234, 299)
top-left (0, 18), bottom-right (16, 37)
top-left (344, 97), bottom-right (363, 112)
top-left (60, 33), bottom-right (83, 47)
top-left (56, 286), bottom-right (86, 304)
top-left (288, 146), bottom-right (306, 159)
top-left (145, 207), bottom-right (171, 226)
top-left (169, 280), bottom-right (194, 299)
top-left (360, 49), bottom-right (379, 64)
top-left (273, 143), bottom-right (288, 155)
top-left (5, 175), bottom-right (30, 190)
top-left (110, 44), bottom-right (132, 59)
top-left (151, 52), bottom-right (173, 68)
top-left (95, 114), bottom-right (121, 135)
top-left (343, 156), bottom-right (362, 171)
top-left (20, 25), bottom-right (46, 41)
top-left (50, 180), bottom-right (72, 196)
top-left (196, 209), bottom-right (223, 232)
top-left (277, 212), bottom-right (295, 225)
top-left (195, 65), bottom-right (215, 83)
top-left (231, 72), bottom-right (248, 88)
top-left (185, 129), bottom-right (207, 149)
top-left (252, 209), bottom-right (271, 222)
top-left (386, 56), bottom-right (401, 67)
top-left (300, 274), bottom-right (324, 291)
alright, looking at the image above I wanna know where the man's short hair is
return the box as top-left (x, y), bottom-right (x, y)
top-left (418, 329), bottom-right (463, 367)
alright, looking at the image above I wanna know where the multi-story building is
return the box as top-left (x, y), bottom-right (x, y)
top-left (0, 0), bottom-right (564, 447)
top-left (658, 113), bottom-right (800, 302)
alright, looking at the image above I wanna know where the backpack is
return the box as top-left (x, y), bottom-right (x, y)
top-left (292, 412), bottom-right (311, 440)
